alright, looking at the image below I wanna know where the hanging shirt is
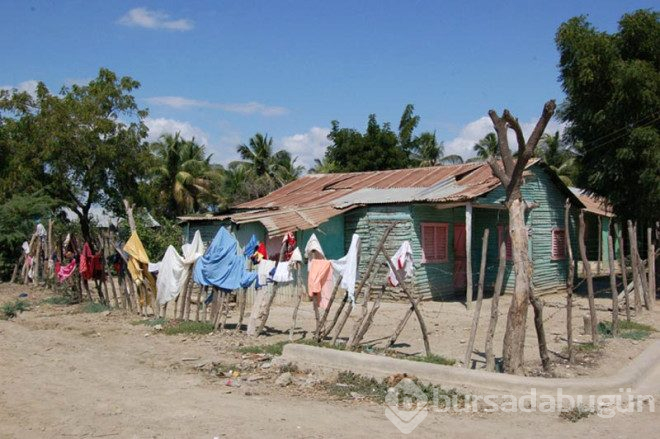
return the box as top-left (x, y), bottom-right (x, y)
top-left (257, 259), bottom-right (276, 288)
top-left (308, 259), bottom-right (334, 309)
top-left (123, 231), bottom-right (157, 293)
top-left (387, 241), bottom-right (414, 286)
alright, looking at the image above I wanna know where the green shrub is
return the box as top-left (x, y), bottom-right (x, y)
top-left (560, 405), bottom-right (594, 422)
top-left (42, 295), bottom-right (75, 305)
top-left (597, 320), bottom-right (655, 340)
top-left (131, 317), bottom-right (167, 327)
top-left (1, 299), bottom-right (31, 319)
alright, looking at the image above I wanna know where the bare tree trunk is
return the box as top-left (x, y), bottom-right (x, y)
top-left (529, 291), bottom-right (551, 372)
top-left (122, 199), bottom-right (137, 233)
top-left (236, 288), bottom-right (247, 333)
top-left (597, 216), bottom-right (602, 275)
top-left (501, 198), bottom-right (532, 374)
top-left (32, 237), bottom-right (41, 286)
top-left (564, 200), bottom-right (575, 363)
top-left (618, 227), bottom-right (631, 321)
top-left (579, 211), bottom-right (598, 343)
top-left (607, 234), bottom-right (619, 336)
top-left (485, 241), bottom-right (507, 371)
top-left (627, 220), bottom-right (642, 313)
top-left (464, 229), bottom-right (489, 368)
top-left (196, 286), bottom-right (204, 322)
top-left (648, 228), bottom-right (656, 308)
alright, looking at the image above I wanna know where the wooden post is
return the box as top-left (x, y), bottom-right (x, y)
top-left (648, 228), bottom-right (656, 308)
top-left (607, 234), bottom-right (619, 336)
top-left (464, 229), bottom-right (489, 368)
top-left (347, 276), bottom-right (374, 349)
top-left (387, 296), bottom-right (422, 347)
top-left (485, 240), bottom-right (507, 371)
top-left (465, 202), bottom-right (474, 309)
top-left (579, 211), bottom-right (598, 343)
top-left (236, 288), bottom-right (247, 332)
top-left (316, 275), bottom-right (343, 342)
top-left (288, 264), bottom-right (303, 341)
top-left (564, 200), bottom-right (575, 363)
top-left (353, 284), bottom-right (386, 347)
top-left (380, 245), bottom-right (431, 356)
top-left (32, 237), bottom-right (41, 285)
top-left (617, 226), bottom-right (631, 321)
top-left (213, 290), bottom-right (225, 331)
top-left (47, 219), bottom-right (53, 283)
top-left (196, 286), bottom-right (204, 322)
top-left (632, 224), bottom-right (651, 309)
top-left (255, 241), bottom-right (288, 336)
top-left (332, 223), bottom-right (398, 345)
top-left (627, 220), bottom-right (642, 313)
top-left (597, 216), bottom-right (602, 275)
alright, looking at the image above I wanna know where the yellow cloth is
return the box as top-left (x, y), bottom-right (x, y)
top-left (123, 231), bottom-right (156, 294)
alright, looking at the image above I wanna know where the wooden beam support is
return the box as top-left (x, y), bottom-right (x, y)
top-left (465, 202), bottom-right (474, 309)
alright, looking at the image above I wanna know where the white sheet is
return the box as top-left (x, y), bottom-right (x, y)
top-left (330, 234), bottom-right (361, 303)
top-left (387, 241), bottom-right (414, 286)
top-left (272, 261), bottom-right (293, 283)
top-left (257, 259), bottom-right (276, 287)
top-left (156, 231), bottom-right (206, 305)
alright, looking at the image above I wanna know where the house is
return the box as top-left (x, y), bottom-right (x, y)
top-left (179, 160), bottom-right (614, 300)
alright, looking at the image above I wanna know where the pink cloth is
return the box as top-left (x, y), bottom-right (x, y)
top-left (56, 260), bottom-right (77, 282)
top-left (308, 259), bottom-right (334, 309)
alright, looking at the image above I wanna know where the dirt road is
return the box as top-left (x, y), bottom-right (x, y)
top-left (0, 285), bottom-right (658, 438)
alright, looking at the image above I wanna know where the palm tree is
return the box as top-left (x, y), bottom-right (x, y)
top-left (537, 131), bottom-right (578, 186)
top-left (151, 133), bottom-right (215, 217)
top-left (473, 132), bottom-right (499, 160)
top-left (309, 157), bottom-right (339, 174)
top-left (411, 131), bottom-right (464, 166)
top-left (236, 133), bottom-right (275, 176)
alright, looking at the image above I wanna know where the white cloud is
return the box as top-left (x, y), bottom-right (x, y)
top-left (0, 80), bottom-right (39, 96)
top-left (118, 7), bottom-right (193, 31)
top-left (445, 116), bottom-right (566, 160)
top-left (144, 117), bottom-right (210, 146)
top-left (146, 96), bottom-right (289, 117)
top-left (281, 127), bottom-right (331, 169)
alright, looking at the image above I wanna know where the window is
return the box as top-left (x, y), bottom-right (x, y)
top-left (421, 223), bottom-right (449, 263)
top-left (551, 228), bottom-right (566, 260)
top-left (497, 224), bottom-right (513, 261)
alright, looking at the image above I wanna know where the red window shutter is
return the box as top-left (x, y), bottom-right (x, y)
top-left (422, 225), bottom-right (436, 261)
top-left (552, 229), bottom-right (566, 260)
top-left (436, 225), bottom-right (448, 261)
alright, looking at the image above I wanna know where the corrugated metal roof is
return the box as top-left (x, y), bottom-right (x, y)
top-left (235, 162), bottom-right (482, 210)
top-left (230, 205), bottom-right (357, 237)
top-left (570, 187), bottom-right (615, 217)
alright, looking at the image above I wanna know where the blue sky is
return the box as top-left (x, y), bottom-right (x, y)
top-left (1, 0), bottom-right (655, 168)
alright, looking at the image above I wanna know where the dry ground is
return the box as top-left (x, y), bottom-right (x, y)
top-left (0, 282), bottom-right (658, 438)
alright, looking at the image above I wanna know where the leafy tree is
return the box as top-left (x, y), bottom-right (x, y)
top-left (325, 115), bottom-right (408, 172)
top-left (473, 132), bottom-right (500, 160)
top-left (0, 68), bottom-right (150, 242)
top-left (398, 104), bottom-right (421, 156)
top-left (151, 132), bottom-right (218, 217)
top-left (556, 9), bottom-right (660, 222)
top-left (0, 193), bottom-right (56, 279)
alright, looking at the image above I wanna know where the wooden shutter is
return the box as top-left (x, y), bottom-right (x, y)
top-left (552, 228), bottom-right (566, 260)
top-left (422, 223), bottom-right (448, 262)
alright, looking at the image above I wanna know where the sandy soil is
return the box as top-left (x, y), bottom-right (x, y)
top-left (0, 282), bottom-right (658, 438)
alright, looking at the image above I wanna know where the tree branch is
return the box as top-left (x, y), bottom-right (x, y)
top-left (502, 110), bottom-right (526, 155)
top-left (487, 157), bottom-right (510, 188)
top-left (488, 109), bottom-right (514, 175)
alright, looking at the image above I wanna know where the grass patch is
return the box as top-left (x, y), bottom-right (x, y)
top-left (573, 342), bottom-right (601, 353)
top-left (296, 339), bottom-right (456, 365)
top-left (403, 353), bottom-right (456, 366)
top-left (1, 299), bottom-right (31, 319)
top-left (162, 320), bottom-right (214, 335)
top-left (82, 302), bottom-right (110, 313)
top-left (323, 371), bottom-right (463, 407)
top-left (597, 320), bottom-right (655, 340)
top-left (131, 317), bottom-right (167, 327)
top-left (238, 340), bottom-right (289, 356)
top-left (559, 405), bottom-right (595, 422)
top-left (42, 295), bottom-right (75, 305)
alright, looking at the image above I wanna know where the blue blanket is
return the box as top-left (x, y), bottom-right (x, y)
top-left (193, 227), bottom-right (257, 290)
